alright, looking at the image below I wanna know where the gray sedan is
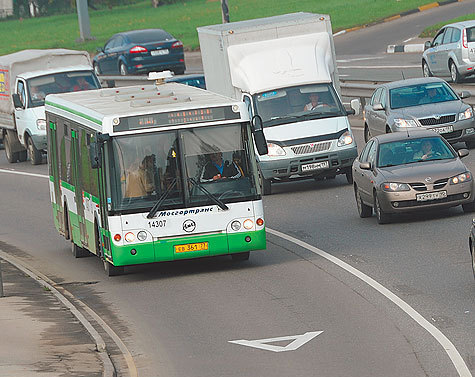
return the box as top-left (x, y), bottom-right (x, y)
top-left (353, 129), bottom-right (475, 224)
top-left (363, 77), bottom-right (475, 148)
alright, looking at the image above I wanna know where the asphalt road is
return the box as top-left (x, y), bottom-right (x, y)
top-left (1, 3), bottom-right (475, 377)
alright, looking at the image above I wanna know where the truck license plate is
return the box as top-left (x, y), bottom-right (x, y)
top-left (416, 191), bottom-right (447, 202)
top-left (301, 161), bottom-right (329, 172)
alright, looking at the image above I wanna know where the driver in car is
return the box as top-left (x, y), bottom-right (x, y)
top-left (200, 149), bottom-right (242, 182)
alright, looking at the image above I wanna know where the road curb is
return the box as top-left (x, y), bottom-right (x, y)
top-left (387, 43), bottom-right (425, 53)
top-left (0, 251), bottom-right (117, 377)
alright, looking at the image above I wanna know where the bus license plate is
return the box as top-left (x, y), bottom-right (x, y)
top-left (151, 49), bottom-right (169, 56)
top-left (428, 125), bottom-right (453, 134)
top-left (174, 242), bottom-right (208, 253)
top-left (301, 160), bottom-right (329, 172)
top-left (416, 191), bottom-right (447, 202)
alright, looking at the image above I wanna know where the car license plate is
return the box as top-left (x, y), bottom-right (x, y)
top-left (151, 49), bottom-right (169, 56)
top-left (301, 161), bottom-right (329, 172)
top-left (174, 242), bottom-right (208, 253)
top-left (428, 125), bottom-right (453, 134)
top-left (416, 191), bottom-right (447, 202)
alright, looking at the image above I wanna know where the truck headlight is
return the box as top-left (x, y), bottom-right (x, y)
top-left (459, 108), bottom-right (473, 121)
top-left (36, 119), bottom-right (46, 130)
top-left (449, 172), bottom-right (472, 185)
top-left (337, 131), bottom-right (353, 147)
top-left (381, 182), bottom-right (410, 192)
top-left (394, 118), bottom-right (417, 128)
top-left (267, 143), bottom-right (286, 157)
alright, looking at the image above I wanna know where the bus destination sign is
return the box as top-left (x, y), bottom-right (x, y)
top-left (116, 105), bottom-right (240, 131)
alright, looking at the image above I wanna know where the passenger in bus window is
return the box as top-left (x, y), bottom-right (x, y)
top-left (125, 154), bottom-right (155, 197)
top-left (200, 149), bottom-right (242, 182)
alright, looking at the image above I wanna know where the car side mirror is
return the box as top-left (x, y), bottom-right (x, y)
top-left (424, 41), bottom-right (432, 50)
top-left (359, 161), bottom-right (372, 170)
top-left (459, 91), bottom-right (471, 99)
top-left (458, 148), bottom-right (469, 158)
top-left (12, 93), bottom-right (24, 109)
top-left (251, 115), bottom-right (268, 156)
top-left (96, 47), bottom-right (104, 53)
top-left (373, 103), bottom-right (384, 111)
top-left (346, 98), bottom-right (360, 116)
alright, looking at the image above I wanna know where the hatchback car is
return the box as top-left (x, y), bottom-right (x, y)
top-left (353, 129), bottom-right (475, 224)
top-left (93, 29), bottom-right (186, 76)
top-left (363, 77), bottom-right (475, 148)
top-left (422, 20), bottom-right (475, 83)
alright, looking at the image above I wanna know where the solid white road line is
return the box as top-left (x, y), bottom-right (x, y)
top-left (0, 168), bottom-right (48, 179)
top-left (266, 227), bottom-right (472, 377)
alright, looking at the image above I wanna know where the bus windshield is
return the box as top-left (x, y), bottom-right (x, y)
top-left (109, 124), bottom-right (258, 213)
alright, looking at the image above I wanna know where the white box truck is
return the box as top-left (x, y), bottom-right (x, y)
top-left (198, 13), bottom-right (360, 194)
top-left (0, 49), bottom-right (101, 164)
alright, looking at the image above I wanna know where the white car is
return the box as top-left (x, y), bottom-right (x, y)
top-left (422, 20), bottom-right (475, 83)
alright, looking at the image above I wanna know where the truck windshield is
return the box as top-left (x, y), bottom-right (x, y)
top-left (27, 70), bottom-right (100, 108)
top-left (254, 83), bottom-right (346, 128)
top-left (108, 124), bottom-right (259, 214)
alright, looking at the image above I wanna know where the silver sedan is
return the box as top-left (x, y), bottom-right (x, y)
top-left (353, 129), bottom-right (475, 224)
top-left (363, 77), bottom-right (475, 148)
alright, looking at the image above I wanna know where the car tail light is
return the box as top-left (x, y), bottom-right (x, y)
top-left (129, 45), bottom-right (148, 53)
top-left (171, 41), bottom-right (183, 49)
top-left (463, 29), bottom-right (468, 48)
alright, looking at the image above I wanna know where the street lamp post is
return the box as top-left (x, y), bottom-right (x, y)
top-left (76, 0), bottom-right (93, 42)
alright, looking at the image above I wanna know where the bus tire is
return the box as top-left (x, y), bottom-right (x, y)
top-left (27, 136), bottom-right (42, 165)
top-left (231, 251), bottom-right (250, 261)
top-left (72, 242), bottom-right (89, 258)
top-left (104, 260), bottom-right (124, 276)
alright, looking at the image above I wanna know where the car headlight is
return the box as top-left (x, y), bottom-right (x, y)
top-left (394, 118), bottom-right (418, 128)
top-left (36, 119), bottom-right (46, 130)
top-left (381, 182), bottom-right (411, 192)
top-left (337, 130), bottom-right (354, 147)
top-left (267, 143), bottom-right (286, 157)
top-left (449, 172), bottom-right (472, 185)
top-left (459, 107), bottom-right (473, 121)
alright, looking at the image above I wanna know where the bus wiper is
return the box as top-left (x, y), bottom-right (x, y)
top-left (147, 178), bottom-right (177, 219)
top-left (188, 177), bottom-right (229, 211)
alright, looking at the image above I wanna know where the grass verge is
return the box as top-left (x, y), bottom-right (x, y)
top-left (420, 13), bottom-right (475, 38)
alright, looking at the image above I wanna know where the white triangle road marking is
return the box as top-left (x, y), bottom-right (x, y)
top-left (229, 331), bottom-right (323, 353)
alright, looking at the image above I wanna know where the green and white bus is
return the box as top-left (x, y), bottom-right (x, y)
top-left (45, 79), bottom-right (267, 276)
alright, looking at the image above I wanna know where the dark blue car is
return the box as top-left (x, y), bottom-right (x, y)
top-left (93, 29), bottom-right (186, 76)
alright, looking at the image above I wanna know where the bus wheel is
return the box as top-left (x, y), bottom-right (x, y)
top-left (231, 251), bottom-right (250, 261)
top-left (27, 137), bottom-right (42, 165)
top-left (72, 242), bottom-right (89, 258)
top-left (104, 260), bottom-right (124, 277)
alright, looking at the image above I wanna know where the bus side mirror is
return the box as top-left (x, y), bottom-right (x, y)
top-left (89, 141), bottom-right (101, 169)
top-left (251, 115), bottom-right (268, 156)
top-left (12, 93), bottom-right (24, 109)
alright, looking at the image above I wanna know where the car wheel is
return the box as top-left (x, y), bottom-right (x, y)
top-left (174, 67), bottom-right (185, 75)
top-left (471, 240), bottom-right (475, 279)
top-left (385, 126), bottom-right (391, 134)
top-left (355, 186), bottom-right (372, 218)
top-left (93, 63), bottom-right (101, 76)
top-left (450, 61), bottom-right (461, 83)
top-left (345, 169), bottom-right (353, 185)
top-left (119, 62), bottom-right (128, 76)
top-left (364, 124), bottom-right (371, 143)
top-left (374, 193), bottom-right (391, 224)
top-left (422, 60), bottom-right (432, 78)
top-left (259, 167), bottom-right (271, 195)
top-left (465, 140), bottom-right (475, 149)
top-left (462, 199), bottom-right (475, 213)
top-left (27, 136), bottom-right (42, 165)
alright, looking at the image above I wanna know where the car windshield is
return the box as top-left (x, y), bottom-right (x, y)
top-left (27, 71), bottom-right (100, 108)
top-left (389, 82), bottom-right (458, 109)
top-left (254, 83), bottom-right (346, 128)
top-left (377, 137), bottom-right (456, 167)
top-left (127, 30), bottom-right (173, 43)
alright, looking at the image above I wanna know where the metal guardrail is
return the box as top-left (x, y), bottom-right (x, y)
top-left (98, 75), bottom-right (475, 107)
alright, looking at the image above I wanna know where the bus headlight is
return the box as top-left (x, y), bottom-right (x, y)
top-left (124, 232), bottom-right (135, 242)
top-left (137, 231), bottom-right (147, 241)
top-left (231, 220), bottom-right (241, 231)
top-left (243, 219), bottom-right (254, 230)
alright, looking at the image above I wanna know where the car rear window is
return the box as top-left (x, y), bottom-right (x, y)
top-left (127, 30), bottom-right (173, 43)
top-left (467, 27), bottom-right (475, 43)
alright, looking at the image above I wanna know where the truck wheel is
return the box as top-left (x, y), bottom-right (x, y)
top-left (18, 150), bottom-right (27, 162)
top-left (27, 137), bottom-right (42, 165)
top-left (4, 133), bottom-right (19, 163)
